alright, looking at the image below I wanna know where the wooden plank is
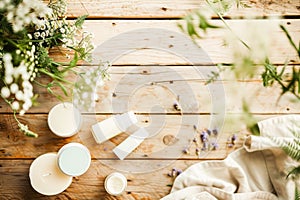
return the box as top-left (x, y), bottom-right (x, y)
top-left (0, 113), bottom-right (281, 159)
top-left (1, 66), bottom-right (299, 114)
top-left (0, 159), bottom-right (199, 199)
top-left (49, 19), bottom-right (300, 65)
top-left (60, 0), bottom-right (300, 18)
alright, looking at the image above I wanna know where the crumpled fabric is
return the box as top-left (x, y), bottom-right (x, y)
top-left (161, 115), bottom-right (300, 200)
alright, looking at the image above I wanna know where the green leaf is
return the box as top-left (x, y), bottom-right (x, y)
top-left (69, 52), bottom-right (79, 68)
top-left (186, 19), bottom-right (199, 38)
top-left (287, 166), bottom-right (300, 178)
top-left (197, 13), bottom-right (220, 33)
top-left (280, 25), bottom-right (299, 57)
top-left (75, 15), bottom-right (88, 28)
top-left (55, 81), bottom-right (69, 96)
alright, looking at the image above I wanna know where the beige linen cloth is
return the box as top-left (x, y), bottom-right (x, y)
top-left (162, 115), bottom-right (300, 200)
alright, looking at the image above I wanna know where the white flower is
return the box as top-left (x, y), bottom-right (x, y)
top-left (31, 45), bottom-right (35, 53)
top-left (10, 83), bottom-right (19, 94)
top-left (15, 91), bottom-right (24, 100)
top-left (18, 64), bottom-right (27, 74)
top-left (4, 76), bottom-right (13, 84)
top-left (11, 101), bottom-right (20, 110)
top-left (34, 32), bottom-right (40, 39)
top-left (3, 53), bottom-right (12, 62)
top-left (1, 87), bottom-right (10, 98)
top-left (40, 23), bottom-right (46, 30)
top-left (40, 32), bottom-right (46, 39)
top-left (85, 78), bottom-right (91, 85)
top-left (6, 12), bottom-right (13, 21)
top-left (22, 73), bottom-right (30, 80)
top-left (82, 92), bottom-right (88, 99)
top-left (19, 110), bottom-right (25, 116)
top-left (22, 81), bottom-right (32, 89)
top-left (22, 100), bottom-right (32, 111)
top-left (0, 2), bottom-right (5, 9)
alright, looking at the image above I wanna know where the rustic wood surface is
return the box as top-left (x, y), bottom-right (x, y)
top-left (62, 0), bottom-right (300, 18)
top-left (1, 0), bottom-right (300, 199)
top-left (47, 19), bottom-right (300, 65)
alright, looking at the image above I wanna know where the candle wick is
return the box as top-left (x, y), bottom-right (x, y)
top-left (42, 172), bottom-right (51, 177)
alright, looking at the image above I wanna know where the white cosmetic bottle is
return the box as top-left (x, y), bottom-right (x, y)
top-left (91, 111), bottom-right (137, 144)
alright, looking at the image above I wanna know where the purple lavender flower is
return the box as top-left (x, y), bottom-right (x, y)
top-left (211, 142), bottom-right (219, 150)
top-left (206, 129), bottom-right (211, 135)
top-left (176, 169), bottom-right (183, 175)
top-left (202, 141), bottom-right (208, 150)
top-left (171, 168), bottom-right (177, 177)
top-left (182, 148), bottom-right (189, 154)
top-left (212, 129), bottom-right (218, 136)
top-left (231, 134), bottom-right (237, 143)
top-left (200, 131), bottom-right (208, 142)
top-left (193, 125), bottom-right (197, 130)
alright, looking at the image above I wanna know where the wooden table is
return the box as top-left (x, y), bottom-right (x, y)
top-left (1, 0), bottom-right (299, 199)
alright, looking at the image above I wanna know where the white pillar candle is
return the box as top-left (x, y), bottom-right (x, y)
top-left (104, 172), bottom-right (127, 196)
top-left (57, 143), bottom-right (91, 177)
top-left (29, 153), bottom-right (73, 196)
top-left (48, 102), bottom-right (82, 137)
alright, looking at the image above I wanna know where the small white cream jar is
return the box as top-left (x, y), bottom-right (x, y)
top-left (104, 172), bottom-right (127, 196)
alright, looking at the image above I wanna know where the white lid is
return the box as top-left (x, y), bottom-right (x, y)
top-left (48, 102), bottom-right (82, 137)
top-left (104, 172), bottom-right (127, 196)
top-left (57, 143), bottom-right (91, 177)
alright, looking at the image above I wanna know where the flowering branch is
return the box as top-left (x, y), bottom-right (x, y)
top-left (0, 0), bottom-right (109, 137)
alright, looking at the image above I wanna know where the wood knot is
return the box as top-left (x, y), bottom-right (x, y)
top-left (163, 135), bottom-right (178, 145)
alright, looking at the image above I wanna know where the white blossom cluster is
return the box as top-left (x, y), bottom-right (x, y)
top-left (0, 0), bottom-right (107, 137)
top-left (0, 0), bottom-right (52, 32)
top-left (1, 53), bottom-right (35, 115)
top-left (33, 19), bottom-right (52, 40)
top-left (48, 0), bottom-right (67, 18)
top-left (73, 63), bottom-right (109, 112)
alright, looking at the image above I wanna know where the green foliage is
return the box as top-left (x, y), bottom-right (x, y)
top-left (272, 124), bottom-right (300, 199)
top-left (178, 11), bottom-right (220, 39)
top-left (282, 141), bottom-right (300, 162)
top-left (280, 25), bottom-right (300, 57)
top-left (261, 28), bottom-right (300, 100)
top-left (182, 1), bottom-right (300, 101)
top-left (75, 15), bottom-right (88, 28)
top-left (206, 0), bottom-right (251, 15)
top-left (0, 0), bottom-right (109, 137)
